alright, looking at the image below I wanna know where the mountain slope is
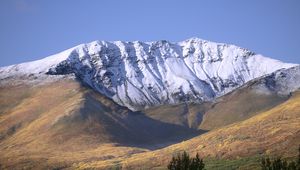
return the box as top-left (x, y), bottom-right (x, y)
top-left (0, 78), bottom-right (203, 169)
top-left (143, 85), bottom-right (289, 131)
top-left (0, 38), bottom-right (296, 111)
top-left (143, 66), bottom-right (300, 130)
top-left (83, 90), bottom-right (300, 170)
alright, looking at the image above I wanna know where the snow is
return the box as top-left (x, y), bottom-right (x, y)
top-left (0, 37), bottom-right (298, 111)
top-left (0, 45), bottom-right (80, 79)
top-left (253, 65), bottom-right (300, 95)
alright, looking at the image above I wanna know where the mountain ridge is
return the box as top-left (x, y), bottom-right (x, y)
top-left (0, 38), bottom-right (297, 111)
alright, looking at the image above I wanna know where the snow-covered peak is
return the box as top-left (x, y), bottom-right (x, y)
top-left (182, 37), bottom-right (208, 43)
top-left (0, 38), bottom-right (298, 110)
top-left (0, 44), bottom-right (82, 78)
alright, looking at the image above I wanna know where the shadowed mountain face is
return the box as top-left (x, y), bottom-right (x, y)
top-left (143, 78), bottom-right (290, 131)
top-left (48, 84), bottom-right (203, 148)
top-left (144, 91), bottom-right (289, 131)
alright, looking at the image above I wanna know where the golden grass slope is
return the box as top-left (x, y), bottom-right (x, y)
top-left (0, 78), bottom-right (298, 169)
top-left (78, 91), bottom-right (300, 169)
top-left (0, 79), bottom-right (201, 169)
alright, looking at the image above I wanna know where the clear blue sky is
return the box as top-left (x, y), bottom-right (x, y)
top-left (0, 0), bottom-right (299, 67)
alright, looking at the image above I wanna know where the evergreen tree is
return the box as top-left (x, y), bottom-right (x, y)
top-left (168, 156), bottom-right (177, 170)
top-left (288, 162), bottom-right (296, 170)
top-left (182, 151), bottom-right (190, 170)
top-left (190, 153), bottom-right (205, 170)
top-left (261, 157), bottom-right (267, 170)
top-left (167, 151), bottom-right (205, 170)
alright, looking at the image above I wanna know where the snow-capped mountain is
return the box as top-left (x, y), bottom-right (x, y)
top-left (250, 65), bottom-right (300, 95)
top-left (0, 38), bottom-right (297, 110)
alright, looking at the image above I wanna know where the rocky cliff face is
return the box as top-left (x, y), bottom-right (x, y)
top-left (0, 38), bottom-right (297, 110)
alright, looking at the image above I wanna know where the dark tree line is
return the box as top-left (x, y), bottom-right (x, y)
top-left (261, 146), bottom-right (300, 170)
top-left (167, 146), bottom-right (300, 170)
top-left (167, 151), bottom-right (205, 170)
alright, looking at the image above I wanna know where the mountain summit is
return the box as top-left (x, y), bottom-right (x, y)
top-left (0, 38), bottom-right (297, 110)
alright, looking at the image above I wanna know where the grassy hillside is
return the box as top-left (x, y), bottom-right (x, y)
top-left (0, 79), bottom-right (202, 169)
top-left (77, 91), bottom-right (300, 169)
top-left (0, 78), bottom-right (298, 169)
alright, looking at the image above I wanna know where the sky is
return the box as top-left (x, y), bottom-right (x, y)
top-left (0, 0), bottom-right (299, 67)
